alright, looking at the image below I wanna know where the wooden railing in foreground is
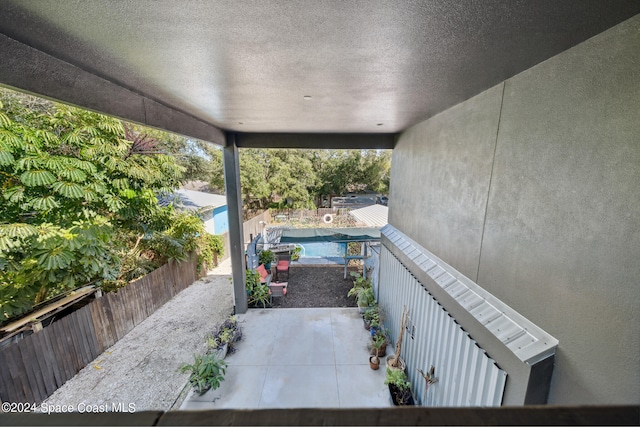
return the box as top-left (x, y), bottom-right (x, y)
top-left (0, 256), bottom-right (200, 404)
top-left (0, 406), bottom-right (637, 426)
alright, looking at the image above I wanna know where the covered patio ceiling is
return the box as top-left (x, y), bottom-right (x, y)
top-left (1, 1), bottom-right (639, 147)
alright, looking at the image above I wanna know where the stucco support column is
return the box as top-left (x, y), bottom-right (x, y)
top-left (223, 133), bottom-right (247, 313)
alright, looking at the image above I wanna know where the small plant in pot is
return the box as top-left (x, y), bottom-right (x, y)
top-left (387, 305), bottom-right (409, 372)
top-left (207, 315), bottom-right (243, 358)
top-left (347, 272), bottom-right (374, 313)
top-left (371, 329), bottom-right (388, 357)
top-left (245, 269), bottom-right (260, 295)
top-left (385, 367), bottom-right (415, 406)
top-left (358, 288), bottom-right (375, 312)
top-left (348, 285), bottom-right (374, 313)
top-left (245, 268), bottom-right (270, 308)
top-left (248, 283), bottom-right (271, 308)
top-left (363, 304), bottom-right (381, 330)
top-left (369, 354), bottom-right (380, 370)
top-left (180, 353), bottom-right (227, 395)
top-left (258, 250), bottom-right (275, 269)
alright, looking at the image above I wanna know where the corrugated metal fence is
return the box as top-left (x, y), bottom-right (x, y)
top-left (379, 247), bottom-right (507, 407)
top-left (0, 256), bottom-right (200, 404)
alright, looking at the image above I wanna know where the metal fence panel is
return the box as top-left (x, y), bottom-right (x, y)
top-left (379, 247), bottom-right (507, 407)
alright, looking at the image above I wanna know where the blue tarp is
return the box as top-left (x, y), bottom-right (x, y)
top-left (279, 227), bottom-right (380, 243)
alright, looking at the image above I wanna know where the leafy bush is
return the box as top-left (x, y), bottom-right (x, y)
top-left (245, 269), bottom-right (260, 292)
top-left (0, 89), bottom-right (228, 319)
top-left (385, 368), bottom-right (411, 391)
top-left (248, 283), bottom-right (270, 308)
top-left (347, 272), bottom-right (374, 308)
top-left (245, 269), bottom-right (269, 307)
top-left (180, 353), bottom-right (227, 395)
top-left (197, 234), bottom-right (224, 273)
top-left (207, 315), bottom-right (242, 354)
top-left (258, 249), bottom-right (274, 265)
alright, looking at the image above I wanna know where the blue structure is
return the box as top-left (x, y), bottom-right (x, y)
top-left (213, 205), bottom-right (229, 234)
top-left (170, 189), bottom-right (228, 235)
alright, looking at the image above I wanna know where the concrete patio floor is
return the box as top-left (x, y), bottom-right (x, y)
top-left (180, 308), bottom-right (393, 409)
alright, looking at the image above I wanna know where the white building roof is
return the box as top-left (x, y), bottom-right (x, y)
top-left (173, 189), bottom-right (227, 212)
top-left (349, 204), bottom-right (389, 228)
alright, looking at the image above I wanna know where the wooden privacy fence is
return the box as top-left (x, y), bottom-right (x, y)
top-left (0, 256), bottom-right (200, 404)
top-left (242, 210), bottom-right (272, 243)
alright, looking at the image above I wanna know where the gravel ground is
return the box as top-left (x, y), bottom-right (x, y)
top-left (39, 258), bottom-right (234, 413)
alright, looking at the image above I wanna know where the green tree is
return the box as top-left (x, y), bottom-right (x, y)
top-left (214, 148), bottom-right (390, 212)
top-left (265, 150), bottom-right (317, 209)
top-left (0, 89), bottom-right (219, 318)
top-left (238, 149), bottom-right (270, 209)
top-left (312, 149), bottom-right (391, 202)
top-left (205, 147), bottom-right (224, 193)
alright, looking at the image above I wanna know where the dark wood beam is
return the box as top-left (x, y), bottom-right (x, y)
top-left (1, 406), bottom-right (637, 426)
top-left (235, 133), bottom-right (397, 149)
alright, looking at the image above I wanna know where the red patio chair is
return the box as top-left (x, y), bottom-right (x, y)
top-left (256, 264), bottom-right (271, 285)
top-left (276, 259), bottom-right (290, 281)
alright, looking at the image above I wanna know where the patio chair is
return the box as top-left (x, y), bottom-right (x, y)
top-left (276, 258), bottom-right (290, 281)
top-left (256, 263), bottom-right (272, 286)
top-left (268, 283), bottom-right (287, 304)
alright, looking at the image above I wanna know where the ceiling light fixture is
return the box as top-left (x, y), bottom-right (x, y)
top-left (303, 95), bottom-right (312, 100)
top-left (377, 123), bottom-right (383, 126)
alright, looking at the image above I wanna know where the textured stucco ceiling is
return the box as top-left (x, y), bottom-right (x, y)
top-left (0, 1), bottom-right (639, 135)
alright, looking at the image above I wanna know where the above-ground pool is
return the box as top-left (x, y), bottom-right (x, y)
top-left (292, 242), bottom-right (347, 265)
top-left (297, 242), bottom-right (347, 257)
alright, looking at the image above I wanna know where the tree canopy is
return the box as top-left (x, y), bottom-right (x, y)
top-left (207, 148), bottom-right (391, 210)
top-left (0, 89), bottom-right (222, 319)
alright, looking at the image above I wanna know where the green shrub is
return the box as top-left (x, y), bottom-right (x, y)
top-left (258, 249), bottom-right (274, 265)
top-left (197, 233), bottom-right (224, 273)
top-left (385, 368), bottom-right (411, 391)
top-left (249, 283), bottom-right (270, 308)
top-left (245, 269), bottom-right (260, 293)
top-left (180, 353), bottom-right (227, 395)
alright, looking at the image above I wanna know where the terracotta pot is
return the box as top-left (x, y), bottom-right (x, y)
top-left (386, 355), bottom-right (406, 372)
top-left (369, 355), bottom-right (380, 370)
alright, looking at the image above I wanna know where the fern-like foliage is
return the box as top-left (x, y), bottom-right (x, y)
top-left (52, 181), bottom-right (85, 198)
top-left (20, 170), bottom-right (56, 186)
top-left (0, 88), bottom-right (192, 320)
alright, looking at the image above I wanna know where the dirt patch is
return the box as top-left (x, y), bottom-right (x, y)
top-left (267, 265), bottom-right (361, 308)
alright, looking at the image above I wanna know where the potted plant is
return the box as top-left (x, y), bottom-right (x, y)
top-left (384, 367), bottom-right (415, 406)
top-left (347, 272), bottom-right (375, 312)
top-left (357, 287), bottom-right (375, 312)
top-left (248, 283), bottom-right (270, 308)
top-left (291, 246), bottom-right (302, 261)
top-left (371, 329), bottom-right (388, 357)
top-left (387, 305), bottom-right (409, 372)
top-left (207, 315), bottom-right (243, 358)
top-left (369, 355), bottom-right (380, 370)
top-left (245, 269), bottom-right (260, 295)
top-left (363, 304), bottom-right (381, 330)
top-left (180, 353), bottom-right (227, 395)
top-left (258, 249), bottom-right (275, 269)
